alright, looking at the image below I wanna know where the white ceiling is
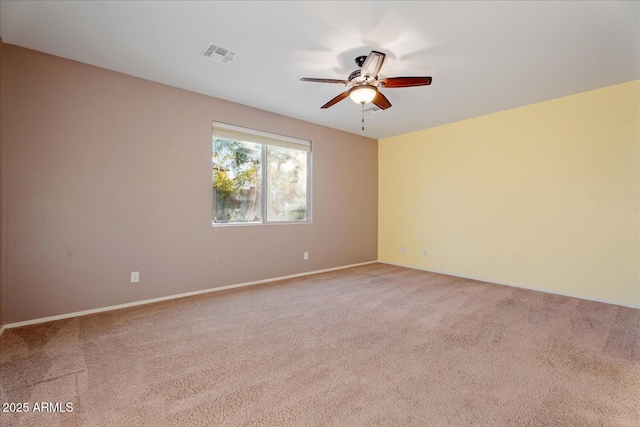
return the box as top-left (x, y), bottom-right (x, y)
top-left (1, 1), bottom-right (639, 139)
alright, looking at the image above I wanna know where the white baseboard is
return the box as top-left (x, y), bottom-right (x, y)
top-left (379, 261), bottom-right (640, 309)
top-left (5, 259), bottom-right (635, 331)
top-left (3, 261), bottom-right (378, 330)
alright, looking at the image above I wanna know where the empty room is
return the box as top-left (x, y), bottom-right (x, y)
top-left (0, 1), bottom-right (638, 426)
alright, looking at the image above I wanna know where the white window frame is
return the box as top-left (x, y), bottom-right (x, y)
top-left (212, 122), bottom-right (312, 226)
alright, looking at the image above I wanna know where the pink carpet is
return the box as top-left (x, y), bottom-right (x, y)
top-left (1, 263), bottom-right (639, 426)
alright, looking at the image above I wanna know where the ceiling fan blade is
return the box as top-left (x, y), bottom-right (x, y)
top-left (379, 77), bottom-right (432, 88)
top-left (361, 51), bottom-right (386, 78)
top-left (301, 78), bottom-right (348, 84)
top-left (321, 91), bottom-right (350, 109)
top-left (372, 91), bottom-right (392, 110)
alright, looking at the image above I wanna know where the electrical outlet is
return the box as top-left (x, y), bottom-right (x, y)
top-left (401, 246), bottom-right (406, 254)
top-left (423, 249), bottom-right (428, 257)
top-left (131, 271), bottom-right (139, 283)
top-left (303, 252), bottom-right (309, 260)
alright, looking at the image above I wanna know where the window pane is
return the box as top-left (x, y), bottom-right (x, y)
top-left (212, 138), bottom-right (262, 223)
top-left (267, 146), bottom-right (308, 222)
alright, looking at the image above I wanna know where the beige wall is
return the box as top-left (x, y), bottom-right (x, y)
top-left (3, 45), bottom-right (378, 323)
top-left (379, 80), bottom-right (640, 307)
top-left (0, 39), bottom-right (4, 327)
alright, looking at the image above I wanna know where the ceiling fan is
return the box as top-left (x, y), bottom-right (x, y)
top-left (300, 50), bottom-right (433, 112)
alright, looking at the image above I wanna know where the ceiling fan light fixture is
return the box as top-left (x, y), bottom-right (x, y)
top-left (349, 85), bottom-right (377, 104)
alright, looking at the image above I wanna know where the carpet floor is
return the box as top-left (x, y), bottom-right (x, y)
top-left (1, 263), bottom-right (639, 426)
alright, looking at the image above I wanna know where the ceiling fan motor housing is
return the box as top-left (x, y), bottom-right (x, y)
top-left (348, 69), bottom-right (375, 85)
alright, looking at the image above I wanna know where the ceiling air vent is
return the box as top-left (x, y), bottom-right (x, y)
top-left (364, 105), bottom-right (381, 114)
top-left (202, 44), bottom-right (236, 64)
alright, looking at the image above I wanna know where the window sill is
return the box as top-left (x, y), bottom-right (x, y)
top-left (212, 220), bottom-right (311, 227)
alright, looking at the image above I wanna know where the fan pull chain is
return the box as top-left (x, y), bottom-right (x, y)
top-left (362, 103), bottom-right (365, 131)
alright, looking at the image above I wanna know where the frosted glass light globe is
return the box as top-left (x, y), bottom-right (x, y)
top-left (349, 85), bottom-right (377, 104)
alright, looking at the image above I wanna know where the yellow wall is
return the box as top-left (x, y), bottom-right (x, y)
top-left (379, 80), bottom-right (640, 307)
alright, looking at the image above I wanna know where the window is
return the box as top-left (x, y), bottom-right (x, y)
top-left (212, 122), bottom-right (311, 224)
